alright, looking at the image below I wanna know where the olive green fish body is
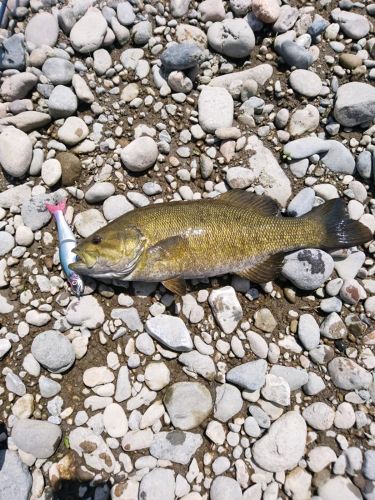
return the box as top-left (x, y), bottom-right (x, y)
top-left (70, 190), bottom-right (372, 291)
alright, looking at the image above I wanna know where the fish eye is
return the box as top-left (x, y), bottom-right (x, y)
top-left (92, 235), bottom-right (102, 244)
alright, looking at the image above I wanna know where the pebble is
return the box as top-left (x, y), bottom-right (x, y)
top-left (331, 8), bottom-right (370, 40)
top-left (226, 359), bottom-right (267, 391)
top-left (139, 468), bottom-right (175, 500)
top-left (334, 82), bottom-right (375, 127)
top-left (252, 411), bottom-right (307, 472)
top-left (66, 296), bottom-right (105, 328)
top-left (48, 85), bottom-right (78, 119)
top-left (297, 314), bottom-right (320, 350)
top-left (74, 209), bottom-right (107, 238)
top-left (302, 402), bottom-right (335, 430)
top-left (42, 57), bottom-right (75, 85)
top-left (145, 314), bottom-right (193, 351)
top-left (270, 365), bottom-right (308, 390)
top-left (277, 40), bottom-right (313, 69)
top-left (57, 117), bottom-right (89, 146)
top-left (121, 137), bottom-right (158, 172)
top-left (209, 286), bottom-right (243, 334)
top-left (31, 330), bottom-right (75, 373)
top-left (12, 419), bottom-right (61, 458)
top-left (0, 126), bottom-right (32, 177)
top-left (210, 476), bottom-right (242, 500)
top-left (214, 384), bottom-right (243, 422)
top-left (328, 357), bottom-right (372, 390)
top-left (164, 382), bottom-right (212, 430)
top-left (289, 69), bottom-right (322, 97)
top-left (85, 182), bottom-right (115, 204)
top-left (70, 8), bottom-right (108, 54)
top-left (282, 249), bottom-right (334, 290)
top-left (318, 477), bottom-right (362, 500)
top-left (261, 374), bottom-right (291, 406)
top-left (150, 430), bottom-right (203, 464)
top-left (0, 450), bottom-right (32, 499)
top-left (25, 12), bottom-right (59, 47)
top-left (161, 42), bottom-right (202, 70)
top-left (252, 0), bottom-right (280, 23)
top-left (208, 19), bottom-right (255, 58)
top-left (198, 87), bottom-right (233, 133)
top-left (103, 403), bottom-right (128, 438)
top-left (0, 232), bottom-right (15, 257)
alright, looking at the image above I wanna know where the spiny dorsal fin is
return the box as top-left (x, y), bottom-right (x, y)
top-left (162, 277), bottom-right (187, 296)
top-left (237, 252), bottom-right (285, 283)
top-left (219, 189), bottom-right (279, 216)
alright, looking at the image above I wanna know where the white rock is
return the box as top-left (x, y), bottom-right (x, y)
top-left (70, 8), bottom-right (108, 54)
top-left (103, 403), bottom-right (128, 437)
top-left (57, 117), bottom-right (89, 146)
top-left (209, 286), bottom-right (243, 334)
top-left (74, 209), bottom-right (107, 237)
top-left (121, 136), bottom-right (158, 172)
top-left (302, 402), bottom-right (335, 430)
top-left (66, 296), bottom-right (105, 329)
top-left (41, 159), bottom-right (62, 187)
top-left (144, 362), bottom-right (170, 391)
top-left (145, 315), bottom-right (193, 352)
top-left (0, 127), bottom-right (32, 177)
top-left (198, 86), bottom-right (234, 133)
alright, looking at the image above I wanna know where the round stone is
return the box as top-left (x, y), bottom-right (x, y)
top-left (0, 126), bottom-right (32, 178)
top-left (208, 19), bottom-right (255, 58)
top-left (25, 12), bottom-right (59, 47)
top-left (70, 8), bottom-right (108, 54)
top-left (289, 70), bottom-right (322, 97)
top-left (31, 330), bottom-right (75, 373)
top-left (282, 249), bottom-right (334, 290)
top-left (42, 57), bottom-right (75, 85)
top-left (57, 117), bottom-right (89, 146)
top-left (48, 85), bottom-right (78, 119)
top-left (302, 402), bottom-right (335, 430)
top-left (41, 159), bottom-right (62, 187)
top-left (103, 403), bottom-right (128, 438)
top-left (85, 182), bottom-right (115, 204)
top-left (121, 137), bottom-right (158, 172)
top-left (252, 0), bottom-right (280, 23)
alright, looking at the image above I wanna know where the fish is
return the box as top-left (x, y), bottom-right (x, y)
top-left (46, 199), bottom-right (85, 297)
top-left (69, 190), bottom-right (372, 295)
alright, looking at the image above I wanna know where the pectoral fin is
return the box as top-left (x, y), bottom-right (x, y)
top-left (237, 253), bottom-right (285, 283)
top-left (162, 277), bottom-right (187, 295)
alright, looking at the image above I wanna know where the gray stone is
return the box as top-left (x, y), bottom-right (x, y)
top-left (39, 376), bottom-right (61, 398)
top-left (356, 150), bottom-right (372, 179)
top-left (208, 19), bottom-right (255, 58)
top-left (270, 365), bottom-right (308, 390)
top-left (179, 351), bottom-right (216, 380)
top-left (273, 5), bottom-right (299, 33)
top-left (252, 411), bottom-right (307, 472)
top-left (139, 469), bottom-right (175, 500)
top-left (331, 8), bottom-right (370, 39)
top-left (0, 450), bottom-right (32, 499)
top-left (198, 86), bottom-right (233, 133)
top-left (289, 69), bottom-right (322, 97)
top-left (289, 104), bottom-right (319, 137)
top-left (0, 184), bottom-right (31, 209)
top-left (164, 382), bottom-right (212, 430)
top-left (161, 42), bottom-right (202, 70)
top-left (145, 314), bottom-right (193, 352)
top-left (73, 209), bottom-right (107, 238)
top-left (297, 314), bottom-right (320, 350)
top-left (0, 34), bottom-right (25, 71)
top-left (48, 85), bottom-right (78, 119)
top-left (320, 312), bottom-right (347, 340)
top-left (303, 402), bottom-right (335, 430)
top-left (31, 330), bottom-right (75, 373)
top-left (210, 476), bottom-right (242, 500)
top-left (214, 384), bottom-right (243, 422)
top-left (318, 477), bottom-right (362, 500)
top-left (282, 249), bottom-right (334, 290)
top-left (363, 450), bottom-right (375, 481)
top-left (287, 188), bottom-right (315, 217)
top-left (70, 8), bottom-right (108, 53)
top-left (0, 126), bottom-right (32, 178)
top-left (150, 430), bottom-right (203, 465)
top-left (226, 359), bottom-right (267, 391)
top-left (132, 21), bottom-right (152, 45)
top-left (121, 136), bottom-right (158, 172)
top-left (0, 232), bottom-right (15, 257)
top-left (0, 111), bottom-right (51, 133)
top-left (85, 182), bottom-right (115, 203)
top-left (66, 295), bottom-right (105, 328)
top-left (277, 40), bottom-right (313, 69)
top-left (171, 0), bottom-right (191, 17)
top-left (42, 57), bottom-right (75, 85)
top-left (328, 357), bottom-right (372, 390)
top-left (1, 72), bottom-right (37, 102)
top-left (12, 419), bottom-right (61, 458)
top-left (210, 64), bottom-right (273, 89)
top-left (117, 1), bottom-right (136, 26)
top-left (25, 12), bottom-right (59, 47)
top-left (21, 189), bottom-right (67, 231)
top-left (334, 82), bottom-right (375, 127)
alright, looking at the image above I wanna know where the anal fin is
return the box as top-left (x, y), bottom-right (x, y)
top-left (162, 277), bottom-right (187, 296)
top-left (237, 253), bottom-right (285, 283)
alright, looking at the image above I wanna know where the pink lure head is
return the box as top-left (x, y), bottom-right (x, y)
top-left (45, 199), bottom-right (67, 214)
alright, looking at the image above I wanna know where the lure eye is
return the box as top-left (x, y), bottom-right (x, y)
top-left (92, 235), bottom-right (102, 244)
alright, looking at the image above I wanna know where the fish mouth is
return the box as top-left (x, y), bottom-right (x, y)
top-left (69, 249), bottom-right (97, 272)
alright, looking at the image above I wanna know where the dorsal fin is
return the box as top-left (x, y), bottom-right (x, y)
top-left (237, 252), bottom-right (285, 283)
top-left (218, 189), bottom-right (279, 215)
top-left (162, 277), bottom-right (187, 296)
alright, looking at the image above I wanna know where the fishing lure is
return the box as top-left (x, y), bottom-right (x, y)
top-left (46, 199), bottom-right (84, 297)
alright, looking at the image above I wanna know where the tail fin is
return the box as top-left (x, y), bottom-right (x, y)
top-left (45, 199), bottom-right (66, 214)
top-left (303, 199), bottom-right (372, 249)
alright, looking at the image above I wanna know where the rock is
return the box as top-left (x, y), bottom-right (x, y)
top-left (121, 136), bottom-right (158, 172)
top-left (0, 450), bottom-right (32, 499)
top-left (273, 5), bottom-right (299, 33)
top-left (103, 403), bottom-right (128, 438)
top-left (261, 374), bottom-right (291, 406)
top-left (0, 184), bottom-right (31, 209)
top-left (144, 362), bottom-right (170, 391)
top-left (145, 315), bottom-right (193, 352)
top-left (363, 450), bottom-right (375, 481)
top-left (331, 8), bottom-right (370, 40)
top-left (328, 357), bottom-right (372, 390)
top-left (31, 330), bottom-right (75, 373)
top-left (226, 167), bottom-right (255, 189)
top-left (70, 427), bottom-right (116, 472)
top-left (179, 351), bottom-right (216, 380)
top-left (289, 69), bottom-right (322, 97)
top-left (57, 152), bottom-right (82, 186)
top-left (270, 365), bottom-right (308, 390)
top-left (150, 430), bottom-right (203, 465)
top-left (74, 209), bottom-right (107, 237)
top-left (85, 182), bottom-right (115, 204)
top-left (103, 195), bottom-right (134, 220)
top-left (72, 74), bottom-right (95, 104)
top-left (0, 232), bottom-right (15, 257)
top-left (210, 64), bottom-right (273, 89)
top-left (93, 48), bottom-right (112, 75)
top-left (320, 312), bottom-right (347, 340)
top-left (318, 477), bottom-right (362, 500)
top-left (1, 72), bottom-right (38, 102)
top-left (252, 0), bottom-right (280, 23)
top-left (0, 127), bottom-right (32, 177)
top-left (303, 402), bottom-right (335, 430)
top-left (139, 469), bottom-right (175, 500)
top-left (42, 57), bottom-right (75, 85)
top-left (210, 476), bottom-right (242, 500)
top-left (41, 159), bottom-right (62, 187)
top-left (208, 19), bottom-right (255, 58)
top-left (164, 382), bottom-right (212, 430)
top-left (21, 189), bottom-right (67, 231)
top-left (57, 117), bottom-right (88, 146)
top-left (282, 249), bottom-right (334, 290)
top-left (198, 87), bottom-right (233, 134)
top-left (297, 314), bottom-right (320, 350)
top-left (252, 411), bottom-right (307, 472)
top-left (277, 40), bottom-right (313, 69)
top-left (289, 104), bottom-right (319, 136)
top-left (0, 111), bottom-right (51, 133)
top-left (226, 359), bottom-right (267, 391)
top-left (161, 42), bottom-right (202, 70)
top-left (199, 0), bottom-right (226, 21)
top-left (176, 24), bottom-right (207, 48)
top-left (209, 286), bottom-right (242, 334)
top-left (334, 402), bottom-right (356, 429)
top-left (0, 34), bottom-right (25, 71)
top-left (339, 53), bottom-right (362, 70)
top-left (334, 82), bottom-right (375, 127)
top-left (247, 135), bottom-right (291, 206)
top-left (39, 376), bottom-right (61, 398)
top-left (254, 308), bottom-right (277, 333)
top-left (70, 8), bottom-right (108, 53)
top-left (0, 338), bottom-right (11, 358)
top-left (117, 1), bottom-right (136, 25)
top-left (66, 295), bottom-right (105, 329)
top-left (171, 0), bottom-right (191, 17)
top-left (214, 384), bottom-right (243, 422)
top-left (48, 85), bottom-right (78, 119)
top-left (25, 12), bottom-right (59, 47)
top-left (12, 419), bottom-right (61, 458)
top-left (307, 446), bottom-right (337, 473)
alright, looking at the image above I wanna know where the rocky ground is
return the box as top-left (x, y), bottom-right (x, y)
top-left (0, 0), bottom-right (375, 498)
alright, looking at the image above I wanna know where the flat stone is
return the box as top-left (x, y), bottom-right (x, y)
top-left (48, 85), bottom-right (78, 119)
top-left (164, 382), bottom-right (212, 430)
top-left (121, 136), bottom-right (158, 172)
top-left (261, 374), bottom-right (290, 406)
top-left (179, 351), bottom-right (216, 380)
top-left (297, 314), bottom-right (320, 350)
top-left (31, 330), bottom-right (75, 373)
top-left (145, 315), bottom-right (193, 352)
top-left (277, 40), bottom-right (313, 69)
top-left (103, 403), bottom-right (128, 438)
top-left (214, 384), bottom-right (243, 422)
top-left (139, 469), bottom-right (175, 500)
top-left (161, 42), bottom-right (202, 70)
top-left (198, 86), bottom-right (233, 133)
top-left (12, 419), bottom-right (61, 458)
top-left (318, 477), bottom-right (362, 500)
top-left (150, 430), bottom-right (203, 465)
top-left (209, 286), bottom-right (243, 334)
top-left (252, 411), bottom-right (307, 472)
top-left (57, 116), bottom-right (89, 146)
top-left (226, 359), bottom-right (267, 391)
top-left (0, 450), bottom-right (31, 499)
top-left (0, 126), bottom-right (32, 178)
top-left (270, 365), bottom-right (309, 390)
top-left (328, 357), bottom-right (372, 390)
top-left (331, 8), bottom-right (370, 39)
top-left (0, 34), bottom-right (25, 71)
top-left (209, 64), bottom-right (273, 88)
top-left (25, 12), bottom-right (59, 47)
top-left (66, 295), bottom-right (105, 329)
top-left (208, 19), bottom-right (255, 58)
top-left (289, 104), bottom-right (319, 137)
top-left (42, 57), bottom-right (75, 85)
top-left (210, 476), bottom-right (242, 500)
top-left (21, 189), bottom-right (67, 231)
top-left (302, 402), bottom-right (335, 430)
top-left (289, 69), bottom-right (322, 97)
top-left (334, 82), bottom-right (375, 127)
top-left (1, 72), bottom-right (38, 102)
top-left (70, 8), bottom-right (108, 54)
top-left (282, 249), bottom-right (334, 290)
top-left (69, 427), bottom-right (116, 473)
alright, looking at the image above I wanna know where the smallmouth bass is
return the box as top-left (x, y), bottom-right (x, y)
top-left (70, 190), bottom-right (372, 295)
